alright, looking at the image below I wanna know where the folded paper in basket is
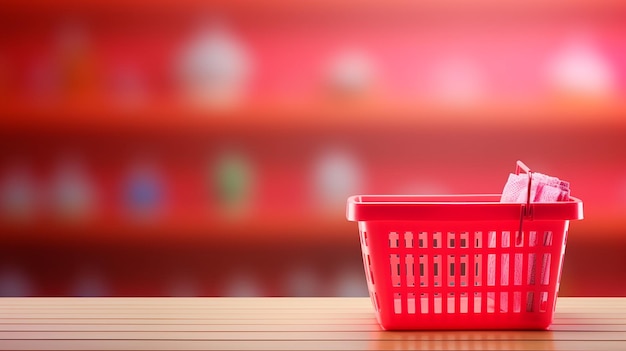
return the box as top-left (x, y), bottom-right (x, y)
top-left (493, 170), bottom-right (570, 311)
top-left (500, 172), bottom-right (570, 203)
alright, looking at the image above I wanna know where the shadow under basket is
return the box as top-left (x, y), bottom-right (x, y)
top-left (346, 194), bottom-right (583, 330)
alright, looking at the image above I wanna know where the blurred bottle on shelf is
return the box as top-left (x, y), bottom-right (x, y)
top-left (49, 156), bottom-right (96, 222)
top-left (122, 159), bottom-right (166, 222)
top-left (312, 148), bottom-right (363, 213)
top-left (333, 266), bottom-right (368, 297)
top-left (223, 271), bottom-right (263, 297)
top-left (0, 266), bottom-right (33, 297)
top-left (210, 149), bottom-right (254, 218)
top-left (174, 19), bottom-right (253, 109)
top-left (0, 162), bottom-right (38, 222)
top-left (0, 55), bottom-right (9, 103)
top-left (323, 48), bottom-right (379, 101)
top-left (54, 20), bottom-right (100, 102)
top-left (545, 34), bottom-right (617, 102)
top-left (24, 20), bottom-right (100, 104)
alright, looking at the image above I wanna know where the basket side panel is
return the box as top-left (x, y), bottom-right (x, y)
top-left (357, 219), bottom-right (569, 330)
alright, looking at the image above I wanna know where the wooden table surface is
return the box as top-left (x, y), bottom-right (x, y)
top-left (0, 297), bottom-right (625, 350)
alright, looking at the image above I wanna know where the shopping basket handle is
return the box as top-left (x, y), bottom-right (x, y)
top-left (515, 160), bottom-right (531, 176)
top-left (515, 160), bottom-right (533, 244)
top-left (515, 160), bottom-right (533, 210)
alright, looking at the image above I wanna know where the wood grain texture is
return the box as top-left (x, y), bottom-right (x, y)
top-left (0, 297), bottom-right (625, 350)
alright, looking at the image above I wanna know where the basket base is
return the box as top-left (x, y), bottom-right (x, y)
top-left (376, 310), bottom-right (553, 330)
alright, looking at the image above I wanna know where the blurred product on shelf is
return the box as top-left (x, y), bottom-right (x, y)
top-left (224, 272), bottom-right (262, 297)
top-left (49, 156), bottom-right (96, 221)
top-left (312, 148), bottom-right (363, 213)
top-left (22, 20), bottom-right (99, 103)
top-left (0, 55), bottom-right (8, 102)
top-left (334, 266), bottom-right (368, 297)
top-left (211, 149), bottom-right (254, 217)
top-left (0, 266), bottom-right (33, 297)
top-left (0, 0), bottom-right (624, 299)
top-left (324, 48), bottom-right (379, 99)
top-left (284, 264), bottom-right (320, 297)
top-left (427, 56), bottom-right (488, 107)
top-left (174, 20), bottom-right (253, 109)
top-left (122, 159), bottom-right (166, 221)
top-left (0, 162), bottom-right (38, 221)
top-left (545, 34), bottom-right (617, 100)
top-left (54, 20), bottom-right (100, 101)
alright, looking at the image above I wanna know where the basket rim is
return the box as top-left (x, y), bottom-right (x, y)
top-left (346, 194), bottom-right (583, 222)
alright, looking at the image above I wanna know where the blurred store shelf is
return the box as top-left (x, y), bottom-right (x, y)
top-left (2, 99), bottom-right (625, 135)
top-left (1, 0), bottom-right (625, 297)
top-left (0, 215), bottom-right (355, 246)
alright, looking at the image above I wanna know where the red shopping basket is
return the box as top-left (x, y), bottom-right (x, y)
top-left (346, 162), bottom-right (583, 330)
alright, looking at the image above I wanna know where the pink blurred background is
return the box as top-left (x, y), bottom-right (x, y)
top-left (0, 0), bottom-right (625, 297)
